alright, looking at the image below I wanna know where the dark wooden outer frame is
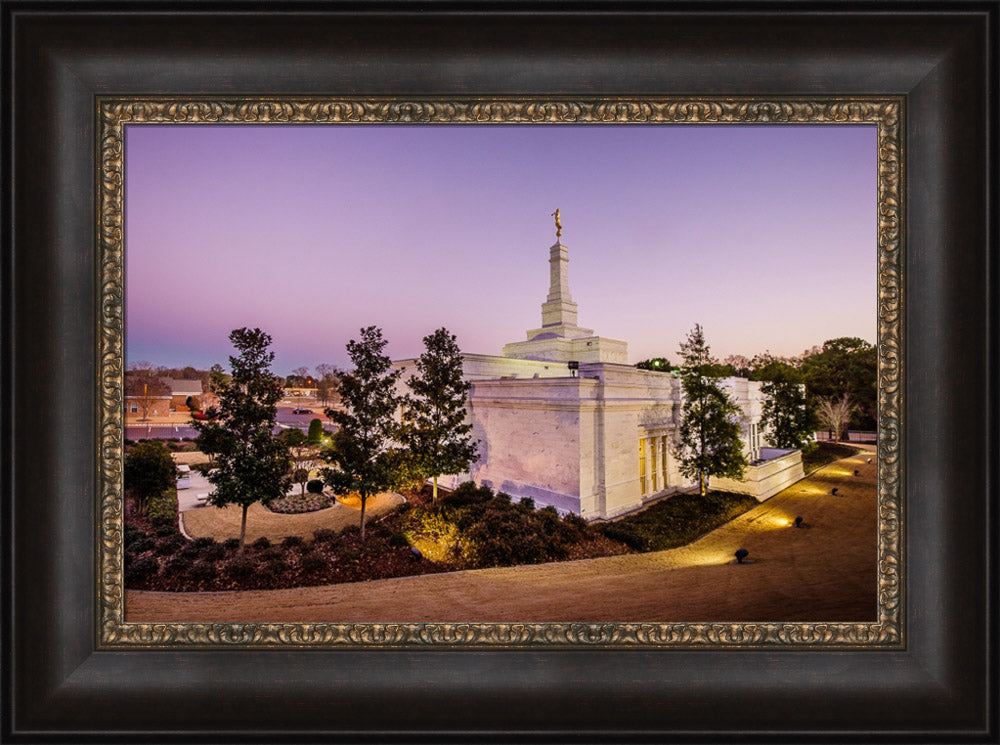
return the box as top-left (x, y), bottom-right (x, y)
top-left (2, 3), bottom-right (996, 742)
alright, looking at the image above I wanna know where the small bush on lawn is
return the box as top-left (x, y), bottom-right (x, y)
top-left (252, 536), bottom-right (272, 550)
top-left (222, 538), bottom-right (241, 552)
top-left (307, 479), bottom-right (324, 494)
top-left (125, 556), bottom-right (159, 584)
top-left (281, 535), bottom-right (304, 549)
top-left (223, 555), bottom-right (257, 580)
top-left (188, 560), bottom-right (217, 582)
top-left (341, 523), bottom-right (360, 536)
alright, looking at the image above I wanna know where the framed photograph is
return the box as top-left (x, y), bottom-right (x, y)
top-left (3, 2), bottom-right (996, 741)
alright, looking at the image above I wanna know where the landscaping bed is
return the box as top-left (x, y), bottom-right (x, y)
top-left (597, 491), bottom-right (758, 552)
top-left (264, 492), bottom-right (334, 514)
top-left (124, 482), bottom-right (765, 592)
top-left (802, 441), bottom-right (865, 472)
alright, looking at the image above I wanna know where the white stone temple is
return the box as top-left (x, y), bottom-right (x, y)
top-left (394, 224), bottom-right (805, 520)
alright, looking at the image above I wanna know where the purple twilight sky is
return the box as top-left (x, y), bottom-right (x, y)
top-left (124, 123), bottom-right (877, 374)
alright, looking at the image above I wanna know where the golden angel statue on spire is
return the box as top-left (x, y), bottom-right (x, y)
top-left (551, 208), bottom-right (562, 238)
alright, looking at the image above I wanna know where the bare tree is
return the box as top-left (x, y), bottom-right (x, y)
top-left (315, 363), bottom-right (340, 406)
top-left (815, 393), bottom-right (857, 441)
top-left (125, 362), bottom-right (170, 421)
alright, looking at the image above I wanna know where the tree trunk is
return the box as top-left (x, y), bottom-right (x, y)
top-left (699, 473), bottom-right (707, 496)
top-left (359, 493), bottom-right (367, 541)
top-left (432, 475), bottom-right (438, 502)
top-left (239, 504), bottom-right (248, 552)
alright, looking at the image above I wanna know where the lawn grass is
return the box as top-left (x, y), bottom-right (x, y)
top-left (801, 441), bottom-right (865, 473)
top-left (598, 491), bottom-right (758, 552)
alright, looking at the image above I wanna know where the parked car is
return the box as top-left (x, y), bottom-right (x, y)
top-left (291, 408), bottom-right (313, 414)
top-left (176, 464), bottom-right (192, 490)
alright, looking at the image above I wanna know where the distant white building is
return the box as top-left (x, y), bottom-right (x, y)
top-left (394, 232), bottom-right (805, 519)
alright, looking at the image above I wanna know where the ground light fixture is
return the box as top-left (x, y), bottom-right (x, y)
top-left (734, 548), bottom-right (749, 564)
top-left (854, 469), bottom-right (860, 476)
top-left (831, 487), bottom-right (840, 496)
top-left (410, 547), bottom-right (423, 562)
top-left (793, 516), bottom-right (804, 528)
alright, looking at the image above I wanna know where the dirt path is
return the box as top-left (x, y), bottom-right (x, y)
top-left (127, 447), bottom-right (877, 623)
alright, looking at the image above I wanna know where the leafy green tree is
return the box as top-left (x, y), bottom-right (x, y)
top-left (124, 441), bottom-right (176, 516)
top-left (635, 357), bottom-right (672, 372)
top-left (320, 326), bottom-right (404, 540)
top-left (401, 328), bottom-right (479, 501)
top-left (194, 425), bottom-right (231, 469)
top-left (192, 328), bottom-right (291, 551)
top-left (756, 362), bottom-right (816, 450)
top-left (307, 418), bottom-right (325, 445)
top-left (674, 324), bottom-right (748, 496)
top-left (800, 337), bottom-right (876, 429)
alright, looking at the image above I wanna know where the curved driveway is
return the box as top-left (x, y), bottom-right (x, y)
top-left (127, 447), bottom-right (877, 623)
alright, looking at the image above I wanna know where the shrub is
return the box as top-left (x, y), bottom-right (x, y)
top-left (188, 560), bottom-right (218, 582)
top-left (443, 481), bottom-right (493, 508)
top-left (223, 555), bottom-right (257, 580)
top-left (154, 523), bottom-right (177, 537)
top-left (307, 479), bottom-right (324, 494)
top-left (163, 555), bottom-right (193, 576)
top-left (154, 534), bottom-right (185, 555)
top-left (147, 490), bottom-right (178, 523)
top-left (252, 536), bottom-right (272, 550)
top-left (312, 528), bottom-right (337, 543)
top-left (124, 524), bottom-right (146, 548)
top-left (341, 523), bottom-right (360, 536)
top-left (199, 542), bottom-right (227, 562)
top-left (264, 558), bottom-right (289, 575)
top-left (518, 497), bottom-right (536, 511)
top-left (124, 556), bottom-right (159, 585)
top-left (178, 541), bottom-right (204, 560)
top-left (124, 441), bottom-right (175, 515)
top-left (222, 538), bottom-right (241, 552)
top-left (258, 546), bottom-right (283, 561)
top-left (307, 418), bottom-right (324, 445)
top-left (300, 551), bottom-right (327, 573)
top-left (130, 537), bottom-right (156, 554)
top-left (281, 535), bottom-right (305, 549)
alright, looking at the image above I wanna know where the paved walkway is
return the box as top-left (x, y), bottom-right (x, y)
top-left (127, 447), bottom-right (877, 623)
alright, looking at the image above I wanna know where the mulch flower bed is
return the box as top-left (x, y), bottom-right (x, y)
top-left (124, 484), bottom-right (635, 593)
top-left (264, 492), bottom-right (335, 514)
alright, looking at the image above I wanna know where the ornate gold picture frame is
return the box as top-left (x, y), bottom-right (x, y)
top-left (98, 96), bottom-right (902, 649)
